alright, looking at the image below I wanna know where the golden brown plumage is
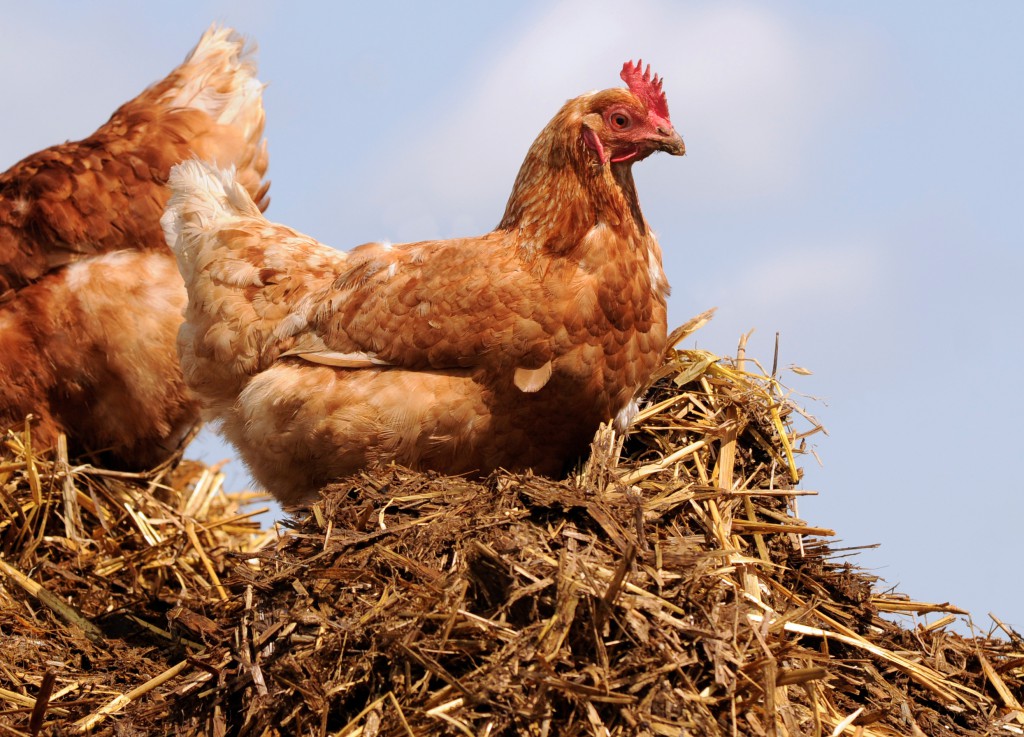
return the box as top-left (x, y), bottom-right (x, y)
top-left (164, 61), bottom-right (684, 505)
top-left (0, 26), bottom-right (268, 468)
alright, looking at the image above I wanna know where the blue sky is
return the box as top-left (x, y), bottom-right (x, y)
top-left (3, 1), bottom-right (1021, 631)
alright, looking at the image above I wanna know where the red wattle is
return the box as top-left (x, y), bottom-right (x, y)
top-left (582, 127), bottom-right (608, 164)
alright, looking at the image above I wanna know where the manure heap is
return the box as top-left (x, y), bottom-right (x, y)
top-left (0, 313), bottom-right (1021, 736)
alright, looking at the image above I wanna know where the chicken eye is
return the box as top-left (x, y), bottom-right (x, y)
top-left (610, 112), bottom-right (632, 130)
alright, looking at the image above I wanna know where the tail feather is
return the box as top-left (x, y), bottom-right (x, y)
top-left (162, 160), bottom-right (262, 279)
top-left (161, 160), bottom-right (270, 407)
top-left (134, 24), bottom-right (269, 211)
top-left (171, 27), bottom-right (264, 134)
top-left (179, 26), bottom-right (269, 211)
top-left (163, 160), bottom-right (347, 407)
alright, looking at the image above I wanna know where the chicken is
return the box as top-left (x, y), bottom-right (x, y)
top-left (163, 61), bottom-right (684, 505)
top-left (0, 26), bottom-right (268, 468)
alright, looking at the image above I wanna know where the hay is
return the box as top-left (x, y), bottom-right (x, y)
top-left (1, 313), bottom-right (1021, 735)
top-left (0, 426), bottom-right (271, 734)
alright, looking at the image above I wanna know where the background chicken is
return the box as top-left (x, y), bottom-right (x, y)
top-left (164, 61), bottom-right (683, 505)
top-left (0, 26), bottom-right (268, 468)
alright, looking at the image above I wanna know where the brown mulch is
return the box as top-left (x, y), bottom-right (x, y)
top-left (1, 313), bottom-right (1021, 735)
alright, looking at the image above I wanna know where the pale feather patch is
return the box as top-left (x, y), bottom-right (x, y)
top-left (136, 260), bottom-right (188, 314)
top-left (575, 223), bottom-right (613, 270)
top-left (0, 310), bottom-right (16, 332)
top-left (296, 351), bottom-right (390, 368)
top-left (614, 398), bottom-right (640, 433)
top-left (65, 251), bottom-right (171, 292)
top-left (582, 222), bottom-right (610, 245)
top-left (350, 241), bottom-right (393, 259)
top-left (168, 26), bottom-right (262, 132)
top-left (63, 251), bottom-right (138, 291)
top-left (63, 256), bottom-right (98, 292)
top-left (647, 236), bottom-right (669, 295)
top-left (514, 361), bottom-right (553, 393)
top-left (163, 160), bottom-right (265, 271)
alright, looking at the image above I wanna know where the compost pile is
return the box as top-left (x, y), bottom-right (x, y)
top-left (1, 314), bottom-right (1022, 736)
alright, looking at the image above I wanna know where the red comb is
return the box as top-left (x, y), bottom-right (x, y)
top-left (620, 60), bottom-right (670, 122)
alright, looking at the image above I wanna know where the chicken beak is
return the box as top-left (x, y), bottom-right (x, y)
top-left (655, 126), bottom-right (685, 156)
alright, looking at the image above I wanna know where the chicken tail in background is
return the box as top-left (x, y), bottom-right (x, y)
top-left (146, 26), bottom-right (269, 212)
top-left (0, 25), bottom-right (269, 469)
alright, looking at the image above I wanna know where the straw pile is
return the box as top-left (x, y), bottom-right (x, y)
top-left (1, 312), bottom-right (1021, 736)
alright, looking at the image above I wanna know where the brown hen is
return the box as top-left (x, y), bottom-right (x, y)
top-left (0, 26), bottom-right (268, 468)
top-left (164, 61), bottom-right (683, 505)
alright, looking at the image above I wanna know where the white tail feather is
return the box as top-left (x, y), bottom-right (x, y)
top-left (162, 160), bottom-right (262, 281)
top-left (168, 26), bottom-right (264, 136)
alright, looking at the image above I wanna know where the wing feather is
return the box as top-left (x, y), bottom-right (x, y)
top-left (167, 162), bottom-right (600, 392)
top-left (301, 236), bottom-right (579, 379)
